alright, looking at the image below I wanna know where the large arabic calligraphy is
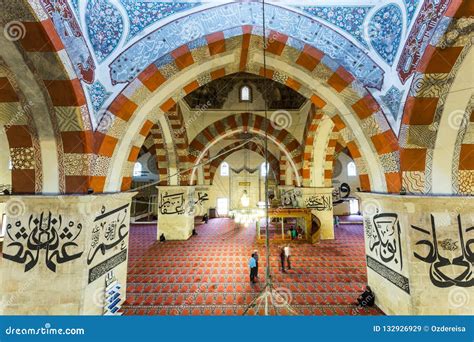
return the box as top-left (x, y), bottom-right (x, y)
top-left (305, 195), bottom-right (333, 211)
top-left (159, 192), bottom-right (185, 215)
top-left (368, 213), bottom-right (403, 271)
top-left (3, 212), bottom-right (83, 272)
top-left (411, 215), bottom-right (473, 288)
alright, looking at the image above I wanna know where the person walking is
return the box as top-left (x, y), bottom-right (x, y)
top-left (280, 247), bottom-right (286, 273)
top-left (253, 250), bottom-right (259, 279)
top-left (284, 244), bottom-right (291, 270)
top-left (248, 253), bottom-right (257, 283)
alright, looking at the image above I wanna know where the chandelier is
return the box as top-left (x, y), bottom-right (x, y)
top-left (229, 148), bottom-right (265, 227)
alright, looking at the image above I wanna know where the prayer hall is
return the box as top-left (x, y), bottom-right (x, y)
top-left (0, 0), bottom-right (472, 316)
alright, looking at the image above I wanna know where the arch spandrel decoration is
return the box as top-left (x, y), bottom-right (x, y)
top-left (399, 1), bottom-right (474, 195)
top-left (1, 1), bottom-right (95, 194)
top-left (3, 0), bottom-right (468, 198)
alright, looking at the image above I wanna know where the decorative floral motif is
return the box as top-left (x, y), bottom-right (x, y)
top-left (85, 0), bottom-right (124, 63)
top-left (397, 0), bottom-right (450, 83)
top-left (110, 2), bottom-right (384, 89)
top-left (297, 6), bottom-right (372, 47)
top-left (368, 4), bottom-right (403, 65)
top-left (380, 86), bottom-right (404, 120)
top-left (10, 147), bottom-right (35, 170)
top-left (121, 1), bottom-right (202, 40)
top-left (87, 80), bottom-right (112, 117)
top-left (403, 0), bottom-right (420, 27)
top-left (40, 0), bottom-right (95, 83)
top-left (70, 0), bottom-right (79, 14)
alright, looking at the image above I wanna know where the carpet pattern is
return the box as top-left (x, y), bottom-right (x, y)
top-left (122, 218), bottom-right (383, 316)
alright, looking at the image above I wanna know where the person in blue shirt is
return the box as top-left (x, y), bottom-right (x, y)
top-left (248, 253), bottom-right (257, 283)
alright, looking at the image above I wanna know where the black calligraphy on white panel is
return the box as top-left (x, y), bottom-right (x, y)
top-left (411, 215), bottom-right (473, 288)
top-left (159, 192), bottom-right (185, 215)
top-left (368, 213), bottom-right (403, 271)
top-left (87, 204), bottom-right (129, 266)
top-left (305, 195), bottom-right (332, 211)
top-left (3, 212), bottom-right (83, 272)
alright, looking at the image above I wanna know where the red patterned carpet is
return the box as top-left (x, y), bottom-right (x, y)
top-left (122, 218), bottom-right (383, 316)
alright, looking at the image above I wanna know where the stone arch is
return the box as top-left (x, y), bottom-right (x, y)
top-left (208, 141), bottom-right (280, 185)
top-left (399, 2), bottom-right (473, 195)
top-left (97, 28), bottom-right (397, 193)
top-left (188, 112), bottom-right (301, 186)
top-left (1, 2), bottom-right (94, 194)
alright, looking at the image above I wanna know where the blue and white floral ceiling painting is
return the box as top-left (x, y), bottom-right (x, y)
top-left (77, 1), bottom-right (420, 68)
top-left (367, 4), bottom-right (403, 65)
top-left (69, 0), bottom-right (423, 130)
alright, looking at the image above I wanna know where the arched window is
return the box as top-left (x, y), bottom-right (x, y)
top-left (260, 162), bottom-right (269, 177)
top-left (133, 162), bottom-right (142, 177)
top-left (239, 85), bottom-right (251, 102)
top-left (347, 161), bottom-right (357, 176)
top-left (220, 162), bottom-right (229, 176)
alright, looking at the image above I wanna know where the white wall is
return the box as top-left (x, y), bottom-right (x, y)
top-left (132, 152), bottom-right (159, 182)
top-left (209, 150), bottom-right (276, 213)
top-left (333, 152), bottom-right (361, 215)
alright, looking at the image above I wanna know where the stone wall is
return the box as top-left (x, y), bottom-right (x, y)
top-left (0, 193), bottom-right (135, 315)
top-left (357, 192), bottom-right (474, 315)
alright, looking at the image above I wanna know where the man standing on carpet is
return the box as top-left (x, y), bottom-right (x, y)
top-left (248, 253), bottom-right (257, 283)
top-left (284, 244), bottom-right (291, 270)
top-left (253, 250), bottom-right (259, 279)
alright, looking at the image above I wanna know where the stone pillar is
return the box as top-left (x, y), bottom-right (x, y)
top-left (357, 192), bottom-right (474, 315)
top-left (0, 193), bottom-right (135, 315)
top-left (300, 187), bottom-right (334, 240)
top-left (157, 186), bottom-right (195, 240)
top-left (278, 186), bottom-right (334, 240)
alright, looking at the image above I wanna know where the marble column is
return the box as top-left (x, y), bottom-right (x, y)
top-left (357, 192), bottom-right (474, 315)
top-left (0, 192), bottom-right (135, 315)
top-left (157, 186), bottom-right (195, 240)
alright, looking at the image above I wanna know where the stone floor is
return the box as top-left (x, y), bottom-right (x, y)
top-left (122, 218), bottom-right (383, 316)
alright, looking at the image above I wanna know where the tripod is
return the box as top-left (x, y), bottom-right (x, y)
top-left (242, 274), bottom-right (299, 316)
